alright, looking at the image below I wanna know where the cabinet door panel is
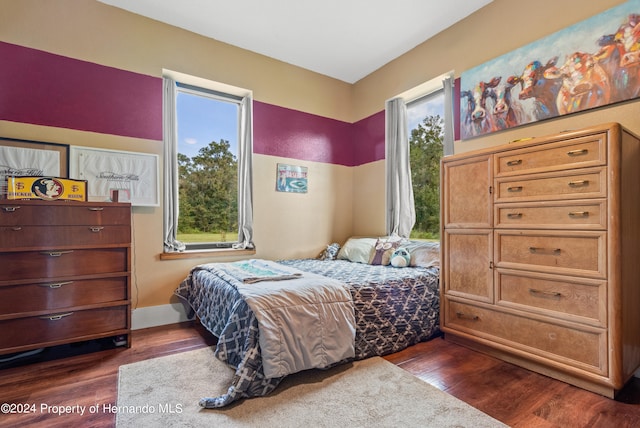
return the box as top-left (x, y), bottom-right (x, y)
top-left (442, 155), bottom-right (492, 228)
top-left (443, 229), bottom-right (493, 302)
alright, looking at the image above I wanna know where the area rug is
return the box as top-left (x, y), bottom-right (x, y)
top-left (116, 346), bottom-right (507, 427)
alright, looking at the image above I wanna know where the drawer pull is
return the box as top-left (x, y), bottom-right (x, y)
top-left (568, 180), bottom-right (589, 187)
top-left (506, 159), bottom-right (522, 166)
top-left (507, 186), bottom-right (523, 192)
top-left (89, 226), bottom-right (105, 232)
top-left (40, 250), bottom-right (74, 257)
top-left (455, 312), bottom-right (479, 321)
top-left (507, 212), bottom-right (523, 219)
top-left (39, 312), bottom-right (73, 321)
top-left (529, 288), bottom-right (562, 299)
top-left (38, 281), bottom-right (73, 289)
top-left (11, 226), bottom-right (22, 231)
top-left (2, 206), bottom-right (21, 212)
top-left (529, 247), bottom-right (561, 255)
top-left (569, 211), bottom-right (589, 218)
top-left (88, 207), bottom-right (104, 211)
top-left (567, 148), bottom-right (588, 156)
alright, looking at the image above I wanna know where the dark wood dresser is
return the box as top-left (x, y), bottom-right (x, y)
top-left (0, 199), bottom-right (131, 356)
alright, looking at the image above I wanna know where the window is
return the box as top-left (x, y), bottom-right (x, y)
top-left (407, 90), bottom-right (444, 240)
top-left (385, 72), bottom-right (452, 239)
top-left (163, 72), bottom-right (254, 253)
top-left (176, 84), bottom-right (240, 249)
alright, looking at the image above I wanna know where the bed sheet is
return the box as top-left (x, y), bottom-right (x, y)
top-left (175, 259), bottom-right (440, 407)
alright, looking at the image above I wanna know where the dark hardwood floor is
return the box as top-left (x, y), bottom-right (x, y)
top-left (1, 322), bottom-right (639, 427)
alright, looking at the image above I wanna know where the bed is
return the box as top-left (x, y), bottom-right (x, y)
top-left (174, 237), bottom-right (441, 408)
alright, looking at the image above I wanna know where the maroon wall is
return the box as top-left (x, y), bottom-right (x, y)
top-left (0, 42), bottom-right (163, 141)
top-left (1, 42), bottom-right (384, 166)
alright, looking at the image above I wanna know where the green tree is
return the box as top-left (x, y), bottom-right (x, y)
top-left (178, 139), bottom-right (238, 240)
top-left (409, 115), bottom-right (443, 239)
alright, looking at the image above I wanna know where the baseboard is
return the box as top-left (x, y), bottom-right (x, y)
top-left (131, 303), bottom-right (194, 330)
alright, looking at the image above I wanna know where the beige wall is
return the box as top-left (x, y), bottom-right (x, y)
top-left (1, 0), bottom-right (356, 308)
top-left (2, 0), bottom-right (639, 309)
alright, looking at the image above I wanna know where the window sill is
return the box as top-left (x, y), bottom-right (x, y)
top-left (159, 247), bottom-right (256, 260)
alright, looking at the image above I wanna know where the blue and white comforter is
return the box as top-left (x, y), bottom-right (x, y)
top-left (175, 258), bottom-right (440, 408)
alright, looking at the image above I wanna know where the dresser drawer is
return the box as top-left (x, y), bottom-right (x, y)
top-left (495, 230), bottom-right (606, 278)
top-left (496, 269), bottom-right (606, 326)
top-left (444, 300), bottom-right (606, 374)
top-left (495, 200), bottom-right (606, 229)
top-left (0, 202), bottom-right (130, 226)
top-left (0, 276), bottom-right (128, 315)
top-left (495, 134), bottom-right (606, 177)
top-left (0, 248), bottom-right (129, 281)
top-left (494, 167), bottom-right (606, 203)
top-left (0, 225), bottom-right (131, 248)
top-left (0, 306), bottom-right (128, 350)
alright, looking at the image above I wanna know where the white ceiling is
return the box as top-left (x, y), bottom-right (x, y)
top-left (98, 0), bottom-right (492, 83)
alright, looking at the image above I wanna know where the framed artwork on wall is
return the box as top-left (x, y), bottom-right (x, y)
top-left (276, 163), bottom-right (308, 193)
top-left (459, 0), bottom-right (640, 140)
top-left (69, 146), bottom-right (159, 207)
top-left (0, 138), bottom-right (69, 198)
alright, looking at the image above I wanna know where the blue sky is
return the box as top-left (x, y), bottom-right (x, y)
top-left (408, 92), bottom-right (444, 131)
top-left (177, 91), bottom-right (239, 159)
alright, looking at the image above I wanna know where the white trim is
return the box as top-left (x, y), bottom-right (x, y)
top-left (391, 70), bottom-right (454, 103)
top-left (162, 68), bottom-right (252, 98)
top-left (131, 303), bottom-right (194, 330)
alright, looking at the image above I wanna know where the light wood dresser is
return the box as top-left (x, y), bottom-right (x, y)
top-left (0, 199), bottom-right (131, 356)
top-left (440, 122), bottom-right (640, 398)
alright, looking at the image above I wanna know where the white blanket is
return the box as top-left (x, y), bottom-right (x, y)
top-left (232, 260), bottom-right (356, 378)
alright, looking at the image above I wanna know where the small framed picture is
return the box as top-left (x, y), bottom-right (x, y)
top-left (276, 163), bottom-right (308, 193)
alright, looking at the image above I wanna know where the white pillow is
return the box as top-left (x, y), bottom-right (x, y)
top-left (405, 240), bottom-right (440, 267)
top-left (337, 237), bottom-right (377, 264)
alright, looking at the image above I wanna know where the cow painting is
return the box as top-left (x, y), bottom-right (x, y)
top-left (459, 2), bottom-right (640, 140)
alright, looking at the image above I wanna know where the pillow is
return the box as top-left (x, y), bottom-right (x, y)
top-left (368, 238), bottom-right (400, 265)
top-left (337, 237), bottom-right (377, 264)
top-left (317, 242), bottom-right (340, 260)
top-left (405, 240), bottom-right (440, 267)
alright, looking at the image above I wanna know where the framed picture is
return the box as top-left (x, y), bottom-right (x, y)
top-left (459, 0), bottom-right (640, 139)
top-left (0, 138), bottom-right (69, 198)
top-left (69, 146), bottom-right (159, 207)
top-left (276, 163), bottom-right (308, 193)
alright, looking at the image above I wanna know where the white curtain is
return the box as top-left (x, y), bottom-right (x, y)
top-left (443, 75), bottom-right (455, 156)
top-left (385, 98), bottom-right (415, 238)
top-left (233, 95), bottom-right (255, 249)
top-left (162, 77), bottom-right (186, 252)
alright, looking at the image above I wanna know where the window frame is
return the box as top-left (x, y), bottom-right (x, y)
top-left (161, 70), bottom-right (254, 258)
